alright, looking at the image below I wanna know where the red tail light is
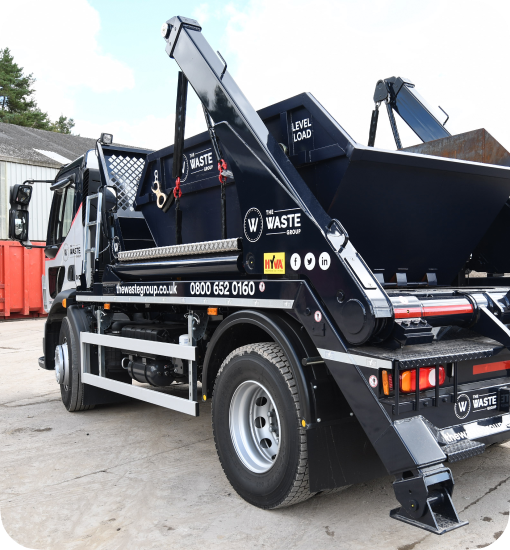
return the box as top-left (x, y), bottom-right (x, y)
top-left (382, 366), bottom-right (445, 395)
top-left (400, 366), bottom-right (445, 393)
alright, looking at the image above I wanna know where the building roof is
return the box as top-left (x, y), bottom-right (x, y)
top-left (0, 122), bottom-right (98, 168)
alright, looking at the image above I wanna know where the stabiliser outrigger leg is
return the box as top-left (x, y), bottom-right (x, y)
top-left (391, 465), bottom-right (467, 534)
top-left (390, 464), bottom-right (468, 535)
top-left (388, 421), bottom-right (488, 534)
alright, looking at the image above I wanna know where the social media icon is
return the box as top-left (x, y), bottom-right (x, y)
top-left (290, 253), bottom-right (301, 270)
top-left (319, 252), bottom-right (331, 270)
top-left (304, 253), bottom-right (315, 270)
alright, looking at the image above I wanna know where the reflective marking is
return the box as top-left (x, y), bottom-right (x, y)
top-left (439, 413), bottom-right (510, 443)
top-left (76, 295), bottom-right (294, 309)
top-left (317, 348), bottom-right (392, 370)
top-left (344, 255), bottom-right (377, 289)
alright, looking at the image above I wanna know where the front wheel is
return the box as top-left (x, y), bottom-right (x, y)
top-left (212, 343), bottom-right (314, 509)
top-left (57, 317), bottom-right (94, 412)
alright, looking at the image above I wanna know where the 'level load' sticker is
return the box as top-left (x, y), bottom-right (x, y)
top-left (264, 253), bottom-right (285, 274)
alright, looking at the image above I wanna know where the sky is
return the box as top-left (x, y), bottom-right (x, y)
top-left (1, 0), bottom-right (510, 153)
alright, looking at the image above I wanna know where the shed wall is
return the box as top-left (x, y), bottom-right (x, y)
top-left (0, 161), bottom-right (57, 241)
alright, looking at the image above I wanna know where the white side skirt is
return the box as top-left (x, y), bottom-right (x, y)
top-left (80, 332), bottom-right (199, 416)
top-left (81, 373), bottom-right (199, 416)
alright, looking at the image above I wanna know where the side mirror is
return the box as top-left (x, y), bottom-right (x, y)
top-left (44, 245), bottom-right (59, 259)
top-left (9, 209), bottom-right (29, 242)
top-left (9, 183), bottom-right (32, 243)
top-left (50, 174), bottom-right (75, 192)
top-left (10, 184), bottom-right (33, 207)
top-left (103, 186), bottom-right (117, 213)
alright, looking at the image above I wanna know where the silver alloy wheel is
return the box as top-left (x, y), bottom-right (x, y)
top-left (229, 380), bottom-right (281, 473)
top-left (54, 340), bottom-right (69, 389)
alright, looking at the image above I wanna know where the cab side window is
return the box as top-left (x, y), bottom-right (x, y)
top-left (47, 185), bottom-right (76, 246)
top-left (61, 185), bottom-right (75, 237)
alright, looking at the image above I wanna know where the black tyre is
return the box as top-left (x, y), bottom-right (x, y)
top-left (58, 317), bottom-right (94, 412)
top-left (212, 342), bottom-right (314, 509)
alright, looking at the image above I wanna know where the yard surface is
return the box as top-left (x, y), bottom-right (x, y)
top-left (0, 319), bottom-right (509, 550)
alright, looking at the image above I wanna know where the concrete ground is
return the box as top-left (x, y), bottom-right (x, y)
top-left (0, 318), bottom-right (509, 550)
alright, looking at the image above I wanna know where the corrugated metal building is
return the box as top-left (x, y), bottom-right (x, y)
top-left (0, 122), bottom-right (97, 240)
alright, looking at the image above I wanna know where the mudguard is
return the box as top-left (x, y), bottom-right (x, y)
top-left (202, 309), bottom-right (316, 423)
top-left (42, 289), bottom-right (77, 370)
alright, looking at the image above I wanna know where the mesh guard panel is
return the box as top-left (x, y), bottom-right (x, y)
top-left (107, 154), bottom-right (145, 212)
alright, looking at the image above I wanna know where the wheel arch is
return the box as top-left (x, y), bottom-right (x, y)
top-left (43, 289), bottom-right (77, 370)
top-left (202, 309), bottom-right (317, 424)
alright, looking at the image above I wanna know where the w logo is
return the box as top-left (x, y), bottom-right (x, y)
top-left (248, 218), bottom-right (258, 232)
top-left (244, 208), bottom-right (263, 242)
top-left (454, 394), bottom-right (471, 420)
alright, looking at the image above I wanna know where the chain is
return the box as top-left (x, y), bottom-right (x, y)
top-left (218, 159), bottom-right (228, 185)
top-left (173, 176), bottom-right (182, 199)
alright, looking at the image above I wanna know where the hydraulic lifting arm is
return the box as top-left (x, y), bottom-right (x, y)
top-left (368, 76), bottom-right (450, 149)
top-left (160, 15), bottom-right (393, 337)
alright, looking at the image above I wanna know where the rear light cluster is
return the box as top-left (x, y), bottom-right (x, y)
top-left (381, 366), bottom-right (445, 396)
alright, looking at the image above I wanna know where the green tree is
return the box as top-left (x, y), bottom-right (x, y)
top-left (0, 48), bottom-right (73, 133)
top-left (50, 115), bottom-right (75, 135)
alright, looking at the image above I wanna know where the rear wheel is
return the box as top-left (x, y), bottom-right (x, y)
top-left (212, 342), bottom-right (314, 508)
top-left (57, 317), bottom-right (94, 412)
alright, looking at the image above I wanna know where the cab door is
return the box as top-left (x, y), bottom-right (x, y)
top-left (44, 182), bottom-right (79, 310)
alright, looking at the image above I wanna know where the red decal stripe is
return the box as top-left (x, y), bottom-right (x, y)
top-left (473, 361), bottom-right (510, 375)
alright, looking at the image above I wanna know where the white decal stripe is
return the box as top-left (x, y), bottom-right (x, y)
top-left (440, 413), bottom-right (510, 442)
top-left (317, 348), bottom-right (392, 370)
top-left (76, 295), bottom-right (294, 309)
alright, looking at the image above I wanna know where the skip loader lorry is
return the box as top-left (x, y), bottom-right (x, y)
top-left (8, 16), bottom-right (510, 535)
